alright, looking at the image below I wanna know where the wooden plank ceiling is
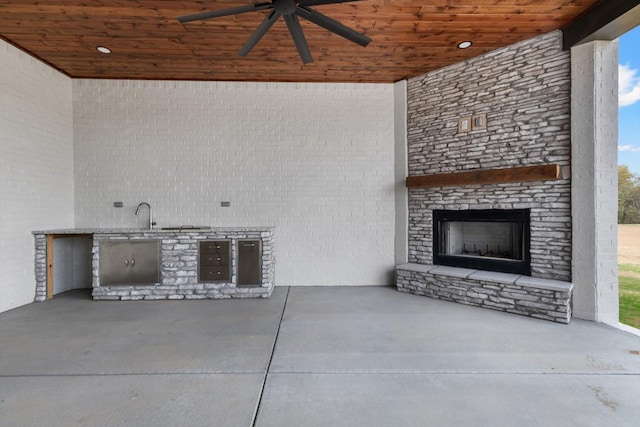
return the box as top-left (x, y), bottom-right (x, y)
top-left (0, 0), bottom-right (600, 83)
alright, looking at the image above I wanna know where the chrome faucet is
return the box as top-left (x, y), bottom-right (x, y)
top-left (135, 202), bottom-right (155, 229)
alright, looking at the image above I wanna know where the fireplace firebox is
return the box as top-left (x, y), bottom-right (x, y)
top-left (433, 209), bottom-right (531, 275)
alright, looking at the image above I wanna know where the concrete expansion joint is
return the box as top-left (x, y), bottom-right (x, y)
top-left (251, 286), bottom-right (291, 427)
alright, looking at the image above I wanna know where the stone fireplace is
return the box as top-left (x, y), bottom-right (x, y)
top-left (395, 31), bottom-right (573, 323)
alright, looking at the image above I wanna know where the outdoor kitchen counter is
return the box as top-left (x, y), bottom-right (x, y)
top-left (33, 227), bottom-right (274, 234)
top-left (33, 227), bottom-right (275, 302)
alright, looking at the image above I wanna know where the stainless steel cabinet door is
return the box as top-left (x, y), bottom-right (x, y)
top-left (100, 242), bottom-right (131, 285)
top-left (100, 241), bottom-right (160, 285)
top-left (237, 240), bottom-right (261, 286)
top-left (129, 241), bottom-right (160, 284)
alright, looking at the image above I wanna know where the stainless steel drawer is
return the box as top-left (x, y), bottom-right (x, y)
top-left (200, 241), bottom-right (230, 254)
top-left (200, 253), bottom-right (229, 266)
top-left (199, 265), bottom-right (230, 282)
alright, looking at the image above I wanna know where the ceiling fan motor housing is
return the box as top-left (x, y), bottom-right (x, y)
top-left (274, 0), bottom-right (298, 15)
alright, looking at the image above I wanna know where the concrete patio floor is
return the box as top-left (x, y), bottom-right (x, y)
top-left (1, 286), bottom-right (639, 426)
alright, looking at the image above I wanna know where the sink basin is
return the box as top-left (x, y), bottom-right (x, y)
top-left (160, 226), bottom-right (211, 231)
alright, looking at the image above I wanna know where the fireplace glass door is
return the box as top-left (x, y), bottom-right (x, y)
top-left (433, 209), bottom-right (530, 275)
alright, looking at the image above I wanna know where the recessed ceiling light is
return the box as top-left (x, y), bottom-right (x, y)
top-left (96, 46), bottom-right (111, 54)
top-left (457, 41), bottom-right (472, 49)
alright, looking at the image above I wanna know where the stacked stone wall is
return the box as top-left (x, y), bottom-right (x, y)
top-left (406, 31), bottom-right (571, 282)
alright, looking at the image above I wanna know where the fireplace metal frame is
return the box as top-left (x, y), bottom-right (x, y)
top-left (433, 209), bottom-right (531, 275)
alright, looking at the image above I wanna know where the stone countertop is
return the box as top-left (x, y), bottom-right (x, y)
top-left (33, 227), bottom-right (275, 235)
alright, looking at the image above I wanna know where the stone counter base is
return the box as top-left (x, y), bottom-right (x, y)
top-left (92, 283), bottom-right (273, 300)
top-left (34, 228), bottom-right (275, 302)
top-left (396, 263), bottom-right (572, 324)
top-left (91, 229), bottom-right (275, 301)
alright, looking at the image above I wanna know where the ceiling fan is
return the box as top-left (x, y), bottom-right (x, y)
top-left (177, 0), bottom-right (371, 64)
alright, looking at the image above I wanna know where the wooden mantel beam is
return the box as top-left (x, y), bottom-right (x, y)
top-left (406, 164), bottom-right (561, 189)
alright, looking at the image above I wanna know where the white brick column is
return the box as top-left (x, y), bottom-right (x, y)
top-left (571, 40), bottom-right (619, 323)
top-left (394, 80), bottom-right (408, 266)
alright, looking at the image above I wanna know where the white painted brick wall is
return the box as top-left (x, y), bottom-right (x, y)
top-left (0, 40), bottom-right (74, 312)
top-left (73, 80), bottom-right (396, 286)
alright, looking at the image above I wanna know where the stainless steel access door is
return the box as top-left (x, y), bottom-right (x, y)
top-left (237, 240), bottom-right (261, 286)
top-left (100, 241), bottom-right (160, 285)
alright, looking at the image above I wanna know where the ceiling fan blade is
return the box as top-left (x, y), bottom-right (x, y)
top-left (296, 6), bottom-right (371, 47)
top-left (283, 14), bottom-right (313, 64)
top-left (238, 10), bottom-right (282, 57)
top-left (178, 3), bottom-right (273, 23)
top-left (299, 0), bottom-right (363, 6)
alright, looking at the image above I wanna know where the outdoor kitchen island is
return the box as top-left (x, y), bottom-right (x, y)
top-left (33, 227), bottom-right (275, 301)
